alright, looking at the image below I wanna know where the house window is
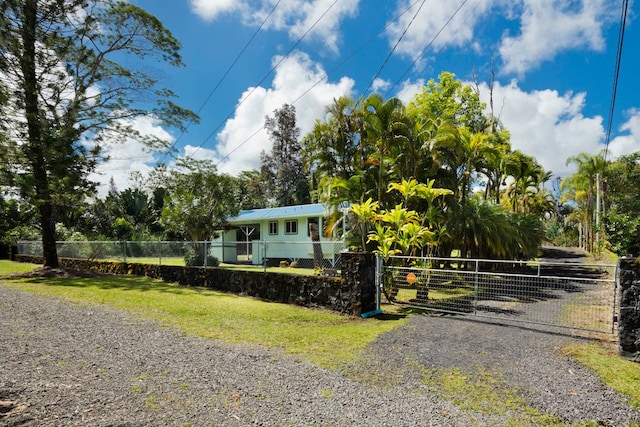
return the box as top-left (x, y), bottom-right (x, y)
top-left (285, 220), bottom-right (298, 235)
top-left (269, 221), bottom-right (278, 235)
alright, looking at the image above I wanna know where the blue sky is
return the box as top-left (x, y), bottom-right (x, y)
top-left (94, 0), bottom-right (639, 194)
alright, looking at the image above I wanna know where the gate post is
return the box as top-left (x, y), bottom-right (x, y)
top-left (340, 252), bottom-right (377, 316)
top-left (618, 257), bottom-right (640, 362)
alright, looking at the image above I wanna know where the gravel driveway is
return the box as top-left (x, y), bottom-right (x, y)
top-left (1, 253), bottom-right (639, 426)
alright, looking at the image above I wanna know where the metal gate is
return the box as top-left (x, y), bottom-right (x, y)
top-left (378, 254), bottom-right (618, 334)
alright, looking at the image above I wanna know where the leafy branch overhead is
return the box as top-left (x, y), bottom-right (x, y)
top-left (0, 0), bottom-right (198, 267)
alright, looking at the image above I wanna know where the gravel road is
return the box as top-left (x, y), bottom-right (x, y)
top-left (1, 251), bottom-right (639, 426)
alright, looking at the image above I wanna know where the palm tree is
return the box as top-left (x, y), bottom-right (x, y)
top-left (302, 96), bottom-right (361, 182)
top-left (360, 94), bottom-right (406, 206)
top-left (445, 196), bottom-right (541, 260)
top-left (350, 198), bottom-right (380, 251)
top-left (501, 150), bottom-right (548, 214)
top-left (562, 152), bottom-right (607, 252)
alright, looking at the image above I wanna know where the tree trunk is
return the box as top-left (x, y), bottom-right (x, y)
top-left (21, 0), bottom-right (59, 268)
top-left (309, 223), bottom-right (324, 270)
top-left (40, 202), bottom-right (59, 268)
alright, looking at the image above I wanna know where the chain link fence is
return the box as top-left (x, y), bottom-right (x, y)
top-left (382, 255), bottom-right (618, 333)
top-left (17, 240), bottom-right (346, 271)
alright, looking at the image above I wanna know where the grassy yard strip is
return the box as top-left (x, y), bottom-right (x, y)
top-left (564, 343), bottom-right (640, 408)
top-left (0, 260), bottom-right (39, 275)
top-left (420, 366), bottom-right (562, 426)
top-left (0, 260), bottom-right (404, 368)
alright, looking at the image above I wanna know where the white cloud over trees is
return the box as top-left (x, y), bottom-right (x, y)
top-left (498, 0), bottom-right (614, 76)
top-left (188, 51), bottom-right (354, 174)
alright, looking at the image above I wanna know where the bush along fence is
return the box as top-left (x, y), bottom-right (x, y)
top-left (15, 252), bottom-right (377, 317)
top-left (618, 257), bottom-right (640, 362)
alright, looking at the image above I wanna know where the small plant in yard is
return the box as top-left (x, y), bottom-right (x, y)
top-left (145, 395), bottom-right (160, 410)
top-left (320, 388), bottom-right (336, 399)
top-left (184, 247), bottom-right (219, 267)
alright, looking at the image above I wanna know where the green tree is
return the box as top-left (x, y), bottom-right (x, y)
top-left (160, 161), bottom-right (240, 244)
top-left (603, 152), bottom-right (640, 255)
top-left (0, 0), bottom-right (198, 267)
top-left (112, 217), bottom-right (134, 241)
top-left (360, 94), bottom-right (407, 205)
top-left (234, 170), bottom-right (270, 210)
top-left (302, 96), bottom-right (362, 184)
top-left (303, 72), bottom-right (550, 261)
top-left (261, 104), bottom-right (310, 207)
top-left (0, 195), bottom-right (37, 254)
top-left (406, 71), bottom-right (486, 133)
top-left (561, 152), bottom-right (606, 253)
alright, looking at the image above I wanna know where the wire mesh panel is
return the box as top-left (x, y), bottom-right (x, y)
top-left (384, 256), bottom-right (617, 333)
top-left (54, 241), bottom-right (126, 261)
top-left (17, 241), bottom-right (42, 256)
top-left (263, 241), bottom-right (345, 271)
top-left (18, 240), bottom-right (346, 271)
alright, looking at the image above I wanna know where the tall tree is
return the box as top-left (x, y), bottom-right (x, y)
top-left (261, 104), bottom-right (310, 207)
top-left (0, 0), bottom-right (197, 267)
top-left (602, 152), bottom-right (640, 255)
top-left (361, 94), bottom-right (407, 206)
top-left (234, 170), bottom-right (270, 210)
top-left (160, 160), bottom-right (240, 243)
top-left (562, 152), bottom-right (606, 252)
top-left (302, 96), bottom-right (362, 183)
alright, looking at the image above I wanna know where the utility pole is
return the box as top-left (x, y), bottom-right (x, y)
top-left (596, 173), bottom-right (601, 248)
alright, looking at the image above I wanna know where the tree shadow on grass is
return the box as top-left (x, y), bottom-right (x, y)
top-left (14, 271), bottom-right (242, 299)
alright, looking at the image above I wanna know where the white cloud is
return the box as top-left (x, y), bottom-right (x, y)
top-left (607, 109), bottom-right (640, 159)
top-left (212, 51), bottom-right (354, 175)
top-left (190, 0), bottom-right (359, 53)
top-left (386, 0), bottom-right (494, 62)
top-left (371, 78), bottom-right (391, 93)
top-left (394, 78), bottom-right (425, 105)
top-left (499, 0), bottom-right (613, 76)
top-left (89, 116), bottom-right (174, 196)
top-left (277, 0), bottom-right (359, 53)
top-left (476, 80), bottom-right (605, 177)
top-left (189, 0), bottom-right (246, 21)
top-left (386, 0), bottom-right (615, 77)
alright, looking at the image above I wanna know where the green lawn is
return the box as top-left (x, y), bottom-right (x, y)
top-left (0, 260), bottom-right (403, 368)
top-left (104, 257), bottom-right (319, 275)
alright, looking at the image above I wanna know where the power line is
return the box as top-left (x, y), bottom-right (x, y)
top-left (213, 0), bottom-right (427, 167)
top-left (291, 0), bottom-right (425, 105)
top-left (603, 0), bottom-right (629, 162)
top-left (189, 0), bottom-right (341, 161)
top-left (361, 0), bottom-right (427, 102)
top-left (385, 0), bottom-right (471, 98)
top-left (182, 0), bottom-right (472, 171)
top-left (157, 0), bottom-right (282, 165)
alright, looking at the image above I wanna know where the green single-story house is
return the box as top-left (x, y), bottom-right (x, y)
top-left (211, 203), bottom-right (347, 267)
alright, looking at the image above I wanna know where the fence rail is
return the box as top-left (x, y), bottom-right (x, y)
top-left (382, 255), bottom-right (618, 334)
top-left (17, 240), bottom-right (346, 271)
